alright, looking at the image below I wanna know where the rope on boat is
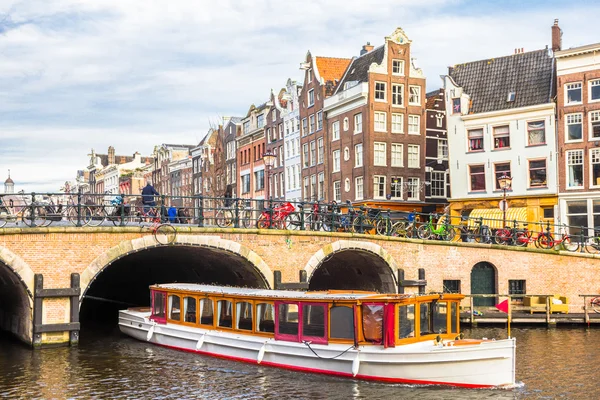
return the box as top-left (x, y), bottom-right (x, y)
top-left (302, 341), bottom-right (356, 360)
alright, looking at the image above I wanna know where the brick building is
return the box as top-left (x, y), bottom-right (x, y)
top-left (323, 28), bottom-right (427, 210)
top-left (223, 117), bottom-right (242, 199)
top-left (424, 89), bottom-right (450, 204)
top-left (554, 21), bottom-right (600, 234)
top-left (299, 52), bottom-right (351, 201)
top-left (265, 89), bottom-right (286, 202)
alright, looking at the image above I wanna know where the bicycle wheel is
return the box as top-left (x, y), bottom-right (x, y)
top-left (592, 297), bottom-right (600, 314)
top-left (537, 233), bottom-right (554, 249)
top-left (256, 214), bottom-right (270, 229)
top-left (391, 221), bottom-right (407, 237)
top-left (494, 228), bottom-right (511, 245)
top-left (0, 207), bottom-right (8, 228)
top-left (352, 216), bottom-right (371, 234)
top-left (240, 211), bottom-right (253, 228)
top-left (67, 206), bottom-right (91, 226)
top-left (585, 240), bottom-right (600, 254)
top-left (417, 225), bottom-right (431, 240)
top-left (284, 212), bottom-right (302, 230)
top-left (87, 206), bottom-right (107, 227)
top-left (22, 207), bottom-right (46, 227)
top-left (562, 236), bottom-right (579, 252)
top-left (514, 231), bottom-right (530, 247)
top-left (216, 209), bottom-right (233, 228)
top-left (376, 217), bottom-right (392, 235)
top-left (442, 226), bottom-right (456, 241)
top-left (155, 224), bottom-right (176, 245)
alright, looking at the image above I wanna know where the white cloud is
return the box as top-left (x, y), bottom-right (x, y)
top-left (0, 0), bottom-right (598, 193)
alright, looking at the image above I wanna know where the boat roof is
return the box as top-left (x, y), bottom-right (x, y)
top-left (151, 284), bottom-right (462, 302)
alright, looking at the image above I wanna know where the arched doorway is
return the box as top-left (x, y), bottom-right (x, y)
top-left (308, 249), bottom-right (396, 293)
top-left (470, 262), bottom-right (497, 306)
top-left (0, 261), bottom-right (33, 344)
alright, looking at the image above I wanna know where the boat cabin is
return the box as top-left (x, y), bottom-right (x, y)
top-left (148, 284), bottom-right (463, 347)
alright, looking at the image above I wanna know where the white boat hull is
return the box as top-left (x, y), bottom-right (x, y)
top-left (119, 309), bottom-right (515, 388)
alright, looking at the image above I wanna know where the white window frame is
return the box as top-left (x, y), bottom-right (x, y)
top-left (331, 121), bottom-right (340, 141)
top-left (565, 82), bottom-right (582, 105)
top-left (408, 115), bottom-right (420, 135)
top-left (565, 113), bottom-right (583, 143)
top-left (590, 79), bottom-right (600, 103)
top-left (408, 85), bottom-right (421, 105)
top-left (302, 143), bottom-right (309, 168)
top-left (318, 172), bottom-right (324, 200)
top-left (390, 177), bottom-right (403, 199)
top-left (308, 89), bottom-right (315, 107)
top-left (375, 81), bottom-right (387, 102)
top-left (310, 140), bottom-right (316, 166)
top-left (354, 113), bottom-right (363, 134)
top-left (430, 171), bottom-right (446, 198)
top-left (407, 144), bottom-right (419, 168)
top-left (392, 84), bottom-right (404, 107)
top-left (317, 137), bottom-right (324, 164)
top-left (373, 175), bottom-right (386, 199)
top-left (392, 59), bottom-right (405, 76)
top-left (438, 139), bottom-right (448, 160)
top-left (309, 114), bottom-right (315, 134)
top-left (590, 111), bottom-right (600, 141)
top-left (374, 142), bottom-right (387, 166)
top-left (407, 177), bottom-right (420, 200)
top-left (391, 113), bottom-right (404, 134)
top-left (332, 150), bottom-right (340, 172)
top-left (317, 111), bottom-right (323, 131)
top-left (301, 118), bottom-right (307, 137)
top-left (355, 143), bottom-right (363, 168)
top-left (333, 181), bottom-right (341, 202)
top-left (374, 111), bottom-right (387, 132)
top-left (355, 176), bottom-right (364, 200)
top-left (591, 149), bottom-right (600, 188)
top-left (566, 149), bottom-right (584, 189)
top-left (391, 143), bottom-right (403, 167)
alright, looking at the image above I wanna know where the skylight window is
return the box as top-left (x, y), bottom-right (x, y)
top-left (507, 92), bottom-right (516, 102)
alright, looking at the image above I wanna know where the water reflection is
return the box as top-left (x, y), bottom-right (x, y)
top-left (1, 326), bottom-right (599, 399)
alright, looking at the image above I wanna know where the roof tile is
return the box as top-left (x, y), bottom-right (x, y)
top-left (315, 57), bottom-right (352, 83)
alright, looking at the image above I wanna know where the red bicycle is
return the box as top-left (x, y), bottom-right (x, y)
top-left (537, 224), bottom-right (579, 251)
top-left (256, 202), bottom-right (296, 229)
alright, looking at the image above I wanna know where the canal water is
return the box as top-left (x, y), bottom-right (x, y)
top-left (0, 325), bottom-right (597, 399)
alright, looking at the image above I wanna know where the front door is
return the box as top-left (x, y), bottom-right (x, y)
top-left (471, 262), bottom-right (496, 306)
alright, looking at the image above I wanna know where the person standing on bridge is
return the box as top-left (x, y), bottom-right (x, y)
top-left (141, 180), bottom-right (159, 220)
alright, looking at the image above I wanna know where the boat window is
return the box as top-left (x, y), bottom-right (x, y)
top-left (398, 304), bottom-right (415, 339)
top-left (151, 291), bottom-right (166, 320)
top-left (302, 304), bottom-right (326, 339)
top-left (451, 302), bottom-right (458, 333)
top-left (362, 304), bottom-right (383, 344)
top-left (168, 295), bottom-right (181, 321)
top-left (256, 303), bottom-right (275, 333)
top-left (184, 296), bottom-right (197, 323)
top-left (432, 301), bottom-right (448, 334)
top-left (329, 306), bottom-right (354, 340)
top-left (217, 300), bottom-right (233, 328)
top-left (277, 303), bottom-right (299, 335)
top-left (419, 302), bottom-right (432, 336)
top-left (236, 301), bottom-right (253, 331)
top-left (199, 298), bottom-right (214, 326)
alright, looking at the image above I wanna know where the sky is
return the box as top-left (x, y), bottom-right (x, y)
top-left (0, 0), bottom-right (599, 193)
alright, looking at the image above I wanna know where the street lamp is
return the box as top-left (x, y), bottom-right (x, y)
top-left (262, 150), bottom-right (276, 202)
top-left (498, 174), bottom-right (513, 227)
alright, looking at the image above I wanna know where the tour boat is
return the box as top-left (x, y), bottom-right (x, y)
top-left (118, 284), bottom-right (516, 388)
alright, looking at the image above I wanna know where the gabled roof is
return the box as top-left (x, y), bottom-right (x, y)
top-left (449, 49), bottom-right (555, 114)
top-left (315, 56), bottom-right (352, 83)
top-left (426, 89), bottom-right (443, 109)
top-left (336, 46), bottom-right (385, 93)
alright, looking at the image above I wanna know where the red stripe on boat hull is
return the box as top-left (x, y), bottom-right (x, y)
top-left (153, 342), bottom-right (496, 389)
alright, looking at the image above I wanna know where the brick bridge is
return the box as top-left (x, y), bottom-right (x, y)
top-left (1, 226), bottom-right (598, 347)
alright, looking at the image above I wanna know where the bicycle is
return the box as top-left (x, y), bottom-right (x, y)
top-left (390, 211), bottom-right (418, 238)
top-left (585, 229), bottom-right (600, 254)
top-left (0, 191), bottom-right (49, 227)
top-left (143, 207), bottom-right (176, 245)
top-left (256, 201), bottom-right (296, 229)
top-left (590, 296), bottom-right (600, 313)
top-left (537, 224), bottom-right (579, 251)
top-left (215, 199), bottom-right (254, 228)
top-left (417, 213), bottom-right (456, 241)
top-left (39, 193), bottom-right (91, 227)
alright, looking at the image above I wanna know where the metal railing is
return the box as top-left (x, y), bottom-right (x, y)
top-left (1, 192), bottom-right (600, 254)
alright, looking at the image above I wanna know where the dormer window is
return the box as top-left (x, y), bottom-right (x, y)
top-left (452, 98), bottom-right (461, 114)
top-left (507, 92), bottom-right (516, 102)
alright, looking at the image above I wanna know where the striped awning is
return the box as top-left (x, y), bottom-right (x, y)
top-left (467, 207), bottom-right (527, 230)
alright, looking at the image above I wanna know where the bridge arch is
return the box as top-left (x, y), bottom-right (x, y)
top-left (304, 240), bottom-right (398, 293)
top-left (0, 246), bottom-right (34, 344)
top-left (80, 234), bottom-right (274, 301)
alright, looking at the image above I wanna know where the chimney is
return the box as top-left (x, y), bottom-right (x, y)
top-left (360, 42), bottom-right (374, 56)
top-left (551, 19), bottom-right (562, 52)
top-left (108, 146), bottom-right (115, 165)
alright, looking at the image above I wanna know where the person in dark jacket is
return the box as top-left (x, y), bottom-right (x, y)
top-left (141, 181), bottom-right (159, 217)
